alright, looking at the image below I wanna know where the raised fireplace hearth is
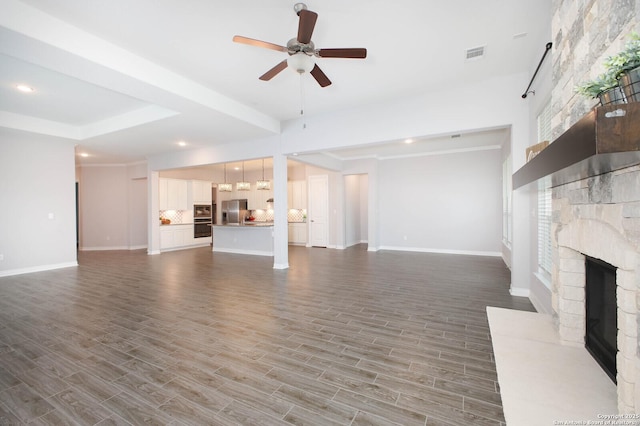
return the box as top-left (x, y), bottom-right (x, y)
top-left (585, 256), bottom-right (618, 383)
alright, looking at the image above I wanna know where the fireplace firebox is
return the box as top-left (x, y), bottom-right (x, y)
top-left (585, 256), bottom-right (618, 383)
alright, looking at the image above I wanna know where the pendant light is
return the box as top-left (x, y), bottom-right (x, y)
top-left (218, 164), bottom-right (232, 192)
top-left (256, 159), bottom-right (271, 190)
top-left (236, 161), bottom-right (250, 191)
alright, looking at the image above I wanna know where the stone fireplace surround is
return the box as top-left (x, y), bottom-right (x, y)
top-left (552, 164), bottom-right (640, 413)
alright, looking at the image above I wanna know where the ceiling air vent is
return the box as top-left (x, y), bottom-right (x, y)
top-left (465, 46), bottom-right (485, 61)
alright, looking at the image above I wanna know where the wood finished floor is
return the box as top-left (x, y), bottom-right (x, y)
top-left (0, 245), bottom-right (533, 425)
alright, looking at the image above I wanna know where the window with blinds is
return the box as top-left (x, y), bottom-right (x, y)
top-left (537, 101), bottom-right (553, 275)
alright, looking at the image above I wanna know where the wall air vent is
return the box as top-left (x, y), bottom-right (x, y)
top-left (465, 46), bottom-right (485, 61)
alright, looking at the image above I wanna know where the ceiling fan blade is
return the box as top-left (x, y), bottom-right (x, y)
top-left (310, 64), bottom-right (332, 87)
top-left (233, 35), bottom-right (287, 53)
top-left (259, 60), bottom-right (288, 81)
top-left (316, 48), bottom-right (367, 59)
top-left (297, 9), bottom-right (318, 44)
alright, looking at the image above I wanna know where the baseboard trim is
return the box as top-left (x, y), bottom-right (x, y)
top-left (79, 245), bottom-right (129, 251)
top-left (81, 245), bottom-right (149, 252)
top-left (212, 248), bottom-right (273, 257)
top-left (509, 287), bottom-right (530, 297)
top-left (161, 244), bottom-right (210, 253)
top-left (273, 262), bottom-right (289, 270)
top-left (0, 261), bottom-right (78, 277)
top-left (378, 246), bottom-right (502, 257)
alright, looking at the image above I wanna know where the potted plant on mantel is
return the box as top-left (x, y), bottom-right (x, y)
top-left (575, 72), bottom-right (623, 105)
top-left (607, 31), bottom-right (640, 102)
top-left (576, 31), bottom-right (640, 105)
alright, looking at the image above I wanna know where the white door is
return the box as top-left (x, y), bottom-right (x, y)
top-left (308, 175), bottom-right (329, 247)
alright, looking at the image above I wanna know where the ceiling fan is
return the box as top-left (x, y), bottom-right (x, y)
top-left (233, 3), bottom-right (367, 87)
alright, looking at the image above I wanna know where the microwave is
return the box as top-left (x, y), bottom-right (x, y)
top-left (194, 204), bottom-right (212, 218)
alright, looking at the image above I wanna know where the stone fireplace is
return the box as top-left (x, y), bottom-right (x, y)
top-left (547, 0), bottom-right (640, 413)
top-left (551, 164), bottom-right (640, 413)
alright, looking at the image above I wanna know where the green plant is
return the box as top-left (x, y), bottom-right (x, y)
top-left (575, 32), bottom-right (640, 99)
top-left (575, 72), bottom-right (619, 99)
top-left (604, 32), bottom-right (640, 78)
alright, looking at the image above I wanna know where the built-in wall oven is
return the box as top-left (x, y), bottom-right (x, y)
top-left (193, 204), bottom-right (212, 239)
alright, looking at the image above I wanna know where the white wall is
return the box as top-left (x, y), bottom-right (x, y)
top-left (79, 165), bottom-right (128, 250)
top-left (378, 148), bottom-right (503, 255)
top-left (521, 8), bottom-right (554, 311)
top-left (0, 129), bottom-right (77, 276)
top-left (344, 174), bottom-right (362, 247)
top-left (78, 164), bottom-right (148, 250)
top-left (128, 178), bottom-right (148, 249)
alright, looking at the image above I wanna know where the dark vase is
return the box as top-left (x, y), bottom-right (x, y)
top-left (598, 86), bottom-right (627, 106)
top-left (619, 65), bottom-right (640, 103)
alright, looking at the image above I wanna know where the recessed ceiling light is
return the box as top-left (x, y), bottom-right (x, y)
top-left (79, 153), bottom-right (89, 157)
top-left (234, 167), bottom-right (240, 171)
top-left (404, 139), bottom-right (414, 144)
top-left (177, 140), bottom-right (187, 147)
top-left (16, 84), bottom-right (35, 93)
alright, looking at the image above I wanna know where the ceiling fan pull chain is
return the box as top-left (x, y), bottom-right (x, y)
top-left (300, 73), bottom-right (305, 116)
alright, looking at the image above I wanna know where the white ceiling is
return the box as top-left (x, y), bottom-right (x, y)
top-left (1, 0), bottom-right (549, 166)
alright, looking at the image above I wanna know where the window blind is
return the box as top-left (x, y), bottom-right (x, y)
top-left (537, 101), bottom-right (553, 274)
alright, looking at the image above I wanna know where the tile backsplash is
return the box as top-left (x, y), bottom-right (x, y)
top-left (250, 208), bottom-right (306, 222)
top-left (287, 209), bottom-right (306, 222)
top-left (159, 210), bottom-right (185, 224)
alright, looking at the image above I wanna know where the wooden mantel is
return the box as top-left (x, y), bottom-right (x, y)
top-left (513, 102), bottom-right (640, 189)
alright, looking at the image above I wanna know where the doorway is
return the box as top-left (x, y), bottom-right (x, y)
top-left (344, 174), bottom-right (369, 249)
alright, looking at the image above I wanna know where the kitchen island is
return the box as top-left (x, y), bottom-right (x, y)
top-left (212, 223), bottom-right (274, 256)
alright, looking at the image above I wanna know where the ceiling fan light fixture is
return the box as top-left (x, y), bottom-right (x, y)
top-left (287, 53), bottom-right (314, 74)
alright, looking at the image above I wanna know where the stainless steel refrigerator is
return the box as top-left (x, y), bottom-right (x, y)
top-left (221, 199), bottom-right (248, 224)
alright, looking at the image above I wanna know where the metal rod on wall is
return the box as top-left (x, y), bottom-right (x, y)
top-left (522, 42), bottom-right (553, 99)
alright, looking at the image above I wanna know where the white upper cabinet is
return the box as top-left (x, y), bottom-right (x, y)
top-left (159, 178), bottom-right (188, 211)
top-left (288, 180), bottom-right (307, 209)
top-left (189, 180), bottom-right (212, 205)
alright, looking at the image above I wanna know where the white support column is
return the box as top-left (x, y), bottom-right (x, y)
top-left (147, 169), bottom-right (161, 255)
top-left (272, 154), bottom-right (289, 269)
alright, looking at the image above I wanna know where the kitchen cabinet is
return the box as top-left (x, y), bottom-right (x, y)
top-left (159, 178), bottom-right (188, 211)
top-left (288, 180), bottom-right (307, 209)
top-left (249, 187), bottom-right (273, 210)
top-left (212, 224), bottom-right (273, 256)
top-left (160, 224), bottom-right (195, 250)
top-left (288, 222), bottom-right (307, 245)
top-left (189, 180), bottom-right (212, 204)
